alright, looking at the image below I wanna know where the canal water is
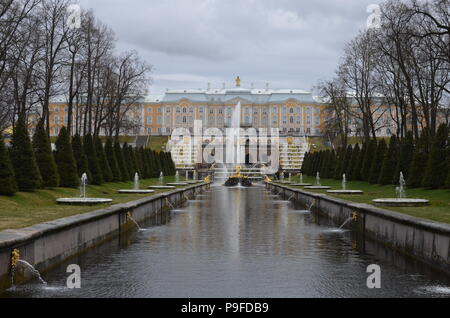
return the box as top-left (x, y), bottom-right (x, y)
top-left (2, 185), bottom-right (450, 298)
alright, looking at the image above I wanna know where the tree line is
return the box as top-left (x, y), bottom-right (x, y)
top-left (0, 0), bottom-right (151, 137)
top-left (302, 123), bottom-right (450, 189)
top-left (316, 0), bottom-right (450, 148)
top-left (0, 117), bottom-right (176, 196)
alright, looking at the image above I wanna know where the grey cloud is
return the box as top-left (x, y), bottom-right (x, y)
top-left (79, 0), bottom-right (380, 94)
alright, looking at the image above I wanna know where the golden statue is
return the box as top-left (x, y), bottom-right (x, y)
top-left (235, 76), bottom-right (241, 87)
top-left (265, 176), bottom-right (272, 183)
top-left (233, 165), bottom-right (242, 178)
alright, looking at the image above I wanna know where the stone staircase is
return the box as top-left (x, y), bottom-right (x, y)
top-left (279, 137), bottom-right (308, 172)
top-left (168, 140), bottom-right (200, 170)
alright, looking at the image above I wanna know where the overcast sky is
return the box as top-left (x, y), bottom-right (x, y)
top-left (78, 0), bottom-right (381, 96)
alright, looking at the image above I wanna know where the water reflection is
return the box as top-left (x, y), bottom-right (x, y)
top-left (2, 186), bottom-right (450, 298)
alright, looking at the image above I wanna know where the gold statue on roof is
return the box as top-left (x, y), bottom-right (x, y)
top-left (235, 76), bottom-right (241, 87)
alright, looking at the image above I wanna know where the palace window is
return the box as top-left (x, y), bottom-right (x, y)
top-left (176, 107), bottom-right (181, 113)
top-left (157, 116), bottom-right (162, 124)
top-left (290, 108), bottom-right (294, 114)
top-left (183, 108), bottom-right (187, 113)
top-left (183, 116), bottom-right (187, 123)
top-left (209, 116), bottom-right (215, 125)
top-left (290, 117), bottom-right (294, 124)
top-left (147, 116), bottom-right (152, 124)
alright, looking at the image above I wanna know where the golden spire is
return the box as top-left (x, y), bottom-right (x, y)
top-left (235, 76), bottom-right (241, 87)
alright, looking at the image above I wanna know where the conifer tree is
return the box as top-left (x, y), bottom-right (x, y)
top-left (340, 145), bottom-right (353, 177)
top-left (83, 133), bottom-right (103, 185)
top-left (0, 134), bottom-right (17, 195)
top-left (10, 115), bottom-right (42, 191)
top-left (422, 124), bottom-right (449, 189)
top-left (394, 131), bottom-right (414, 182)
top-left (114, 141), bottom-right (129, 181)
top-left (348, 144), bottom-right (360, 181)
top-left (352, 142), bottom-right (366, 181)
top-left (32, 120), bottom-right (59, 187)
top-left (139, 148), bottom-right (151, 179)
top-left (71, 134), bottom-right (90, 179)
top-left (154, 150), bottom-right (162, 176)
top-left (379, 136), bottom-right (398, 185)
top-left (445, 152), bottom-right (450, 189)
top-left (95, 137), bottom-right (113, 183)
top-left (105, 138), bottom-right (121, 182)
top-left (54, 127), bottom-right (79, 188)
top-left (407, 132), bottom-right (430, 188)
top-left (333, 148), bottom-right (344, 179)
top-left (368, 139), bottom-right (387, 184)
top-left (129, 145), bottom-right (139, 176)
top-left (122, 143), bottom-right (133, 180)
top-left (361, 139), bottom-right (377, 182)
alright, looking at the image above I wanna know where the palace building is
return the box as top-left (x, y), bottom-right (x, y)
top-left (48, 77), bottom-right (327, 138)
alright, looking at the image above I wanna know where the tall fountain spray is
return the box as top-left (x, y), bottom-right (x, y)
top-left (289, 173), bottom-right (292, 183)
top-left (185, 170), bottom-right (189, 181)
top-left (159, 172), bottom-right (164, 185)
top-left (194, 170), bottom-right (198, 181)
top-left (397, 172), bottom-right (406, 199)
top-left (342, 174), bottom-right (347, 191)
top-left (80, 173), bottom-right (88, 198)
top-left (134, 173), bottom-right (140, 190)
top-left (300, 173), bottom-right (303, 184)
top-left (316, 172), bottom-right (321, 186)
top-left (176, 171), bottom-right (180, 183)
top-left (228, 102), bottom-right (242, 166)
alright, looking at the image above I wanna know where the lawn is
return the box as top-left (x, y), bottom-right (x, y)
top-left (147, 136), bottom-right (169, 151)
top-left (0, 176), bottom-right (188, 231)
top-left (281, 175), bottom-right (450, 224)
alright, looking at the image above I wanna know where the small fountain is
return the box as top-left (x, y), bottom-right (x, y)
top-left (186, 170), bottom-right (201, 184)
top-left (57, 173), bottom-right (113, 205)
top-left (167, 170), bottom-right (189, 186)
top-left (10, 249), bottom-right (47, 286)
top-left (373, 172), bottom-right (429, 207)
top-left (119, 173), bottom-right (155, 194)
top-left (305, 172), bottom-right (331, 190)
top-left (292, 173), bottom-right (312, 187)
top-left (148, 171), bottom-right (176, 190)
top-left (127, 212), bottom-right (143, 231)
top-left (327, 174), bottom-right (363, 195)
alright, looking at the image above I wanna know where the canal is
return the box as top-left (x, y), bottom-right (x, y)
top-left (2, 185), bottom-right (450, 298)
